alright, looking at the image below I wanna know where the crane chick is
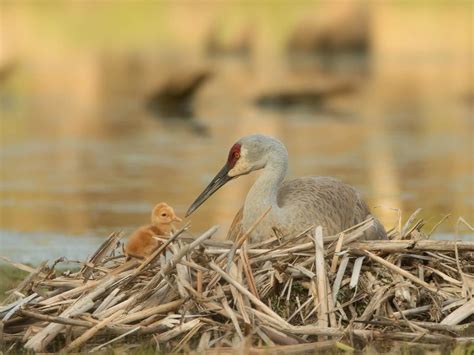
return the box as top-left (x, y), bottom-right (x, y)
top-left (124, 202), bottom-right (182, 259)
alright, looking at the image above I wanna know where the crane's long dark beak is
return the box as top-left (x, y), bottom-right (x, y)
top-left (186, 164), bottom-right (232, 217)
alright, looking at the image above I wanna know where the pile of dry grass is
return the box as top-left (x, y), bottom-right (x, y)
top-left (1, 213), bottom-right (473, 353)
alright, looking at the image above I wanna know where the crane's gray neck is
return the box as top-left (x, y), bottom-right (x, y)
top-left (243, 148), bottom-right (288, 231)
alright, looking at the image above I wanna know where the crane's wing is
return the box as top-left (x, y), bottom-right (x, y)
top-left (277, 176), bottom-right (387, 239)
top-left (225, 176), bottom-right (386, 241)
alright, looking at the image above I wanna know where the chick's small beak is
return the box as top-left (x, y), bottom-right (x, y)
top-left (186, 164), bottom-right (232, 217)
top-left (173, 216), bottom-right (183, 222)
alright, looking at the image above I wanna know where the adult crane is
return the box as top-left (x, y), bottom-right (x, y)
top-left (186, 134), bottom-right (386, 242)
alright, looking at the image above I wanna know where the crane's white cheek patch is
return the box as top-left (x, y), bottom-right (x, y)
top-left (228, 162), bottom-right (251, 177)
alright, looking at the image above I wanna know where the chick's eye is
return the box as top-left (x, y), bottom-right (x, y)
top-left (161, 213), bottom-right (167, 217)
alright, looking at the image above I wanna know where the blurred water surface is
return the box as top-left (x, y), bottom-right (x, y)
top-left (0, 1), bottom-right (473, 263)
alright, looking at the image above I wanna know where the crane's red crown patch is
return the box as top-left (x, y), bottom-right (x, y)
top-left (227, 143), bottom-right (241, 168)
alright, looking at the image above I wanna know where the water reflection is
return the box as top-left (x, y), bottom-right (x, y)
top-left (0, 2), bottom-right (472, 262)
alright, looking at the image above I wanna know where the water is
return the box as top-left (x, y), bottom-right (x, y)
top-left (0, 2), bottom-right (473, 264)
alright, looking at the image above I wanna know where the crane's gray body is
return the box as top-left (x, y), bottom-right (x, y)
top-left (235, 135), bottom-right (386, 242)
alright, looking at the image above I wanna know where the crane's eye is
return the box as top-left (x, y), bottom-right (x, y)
top-left (227, 143), bottom-right (242, 168)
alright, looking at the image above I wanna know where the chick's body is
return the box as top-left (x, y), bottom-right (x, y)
top-left (124, 203), bottom-right (182, 259)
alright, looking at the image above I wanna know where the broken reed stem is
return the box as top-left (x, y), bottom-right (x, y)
top-left (362, 250), bottom-right (449, 297)
top-left (314, 226), bottom-right (329, 329)
top-left (61, 310), bottom-right (125, 352)
top-left (196, 270), bottom-right (203, 294)
top-left (81, 232), bottom-right (121, 281)
top-left (89, 326), bottom-right (141, 352)
top-left (240, 241), bottom-right (260, 300)
top-left (350, 240), bottom-right (474, 253)
top-left (19, 309), bottom-right (93, 328)
top-left (226, 206), bottom-right (271, 271)
top-left (428, 214), bottom-right (451, 236)
top-left (401, 208), bottom-right (422, 237)
top-left (237, 206), bottom-right (272, 249)
top-left (209, 262), bottom-right (289, 328)
top-left (330, 233), bottom-right (344, 273)
top-left (117, 300), bottom-right (184, 324)
top-left (440, 298), bottom-right (474, 325)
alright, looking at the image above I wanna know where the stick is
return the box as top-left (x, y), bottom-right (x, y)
top-left (314, 226), bottom-right (329, 329)
top-left (348, 240), bottom-right (474, 253)
top-left (19, 309), bottom-right (93, 328)
top-left (81, 232), bottom-right (121, 281)
top-left (441, 298), bottom-right (474, 325)
top-left (196, 270), bottom-right (203, 295)
top-left (62, 310), bottom-right (125, 352)
top-left (226, 206), bottom-right (271, 271)
top-left (154, 319), bottom-right (200, 342)
top-left (116, 300), bottom-right (184, 324)
top-left (89, 326), bottom-right (140, 352)
top-left (240, 241), bottom-right (260, 300)
top-left (209, 262), bottom-right (290, 328)
top-left (330, 233), bottom-right (344, 273)
top-left (362, 250), bottom-right (448, 296)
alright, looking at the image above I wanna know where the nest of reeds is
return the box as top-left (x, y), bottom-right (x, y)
top-left (1, 213), bottom-right (473, 353)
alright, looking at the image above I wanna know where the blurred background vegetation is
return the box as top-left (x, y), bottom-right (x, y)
top-left (0, 0), bottom-right (473, 263)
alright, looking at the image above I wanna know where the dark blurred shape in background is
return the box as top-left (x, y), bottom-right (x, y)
top-left (146, 68), bottom-right (212, 118)
top-left (205, 22), bottom-right (254, 59)
top-left (255, 78), bottom-right (356, 114)
top-left (0, 60), bottom-right (18, 84)
top-left (0, 0), bottom-right (472, 261)
top-left (146, 67), bottom-right (212, 134)
top-left (286, 1), bottom-right (371, 74)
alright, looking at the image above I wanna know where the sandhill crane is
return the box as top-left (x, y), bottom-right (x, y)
top-left (186, 134), bottom-right (386, 242)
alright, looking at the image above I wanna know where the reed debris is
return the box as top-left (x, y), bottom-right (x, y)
top-left (1, 214), bottom-right (473, 352)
